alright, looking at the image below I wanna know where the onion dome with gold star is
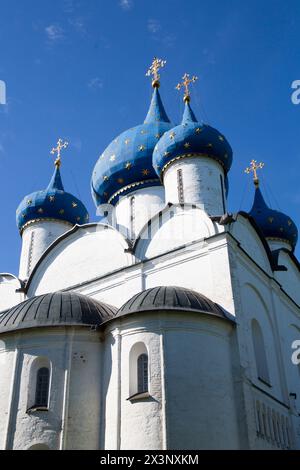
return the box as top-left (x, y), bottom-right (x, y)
top-left (153, 73), bottom-right (233, 180)
top-left (245, 160), bottom-right (298, 250)
top-left (91, 58), bottom-right (173, 206)
top-left (16, 140), bottom-right (89, 233)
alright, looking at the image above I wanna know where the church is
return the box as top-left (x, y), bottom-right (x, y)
top-left (0, 58), bottom-right (299, 450)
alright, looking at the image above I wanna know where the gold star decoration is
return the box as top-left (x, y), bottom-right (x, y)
top-left (72, 202), bottom-right (78, 208)
top-left (184, 142), bottom-right (191, 148)
top-left (155, 133), bottom-right (161, 139)
top-left (125, 162), bottom-right (132, 170)
top-left (245, 159), bottom-right (264, 187)
top-left (139, 145), bottom-right (146, 151)
top-left (124, 139), bottom-right (130, 145)
top-left (268, 217), bottom-right (274, 223)
top-left (49, 195), bottom-right (55, 202)
top-left (50, 138), bottom-right (69, 168)
top-left (195, 127), bottom-right (202, 134)
top-left (103, 175), bottom-right (109, 181)
top-left (142, 169), bottom-right (150, 176)
top-left (110, 154), bottom-right (116, 161)
top-left (207, 143), bottom-right (213, 148)
top-left (37, 208), bottom-right (43, 214)
top-left (218, 135), bottom-right (224, 141)
top-left (27, 199), bottom-right (32, 205)
top-left (146, 57), bottom-right (166, 88)
top-left (164, 151), bottom-right (170, 157)
top-left (118, 178), bottom-right (124, 184)
top-left (169, 132), bottom-right (176, 139)
top-left (176, 73), bottom-right (198, 103)
top-left (140, 130), bottom-right (147, 135)
top-left (59, 209), bottom-right (65, 215)
top-left (288, 220), bottom-right (292, 226)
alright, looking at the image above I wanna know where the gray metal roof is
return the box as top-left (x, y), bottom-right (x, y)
top-left (116, 286), bottom-right (230, 320)
top-left (0, 291), bottom-right (117, 334)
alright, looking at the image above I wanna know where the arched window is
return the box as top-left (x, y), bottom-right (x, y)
top-left (35, 367), bottom-right (50, 408)
top-left (137, 354), bottom-right (148, 394)
top-left (251, 319), bottom-right (270, 385)
top-left (129, 342), bottom-right (149, 398)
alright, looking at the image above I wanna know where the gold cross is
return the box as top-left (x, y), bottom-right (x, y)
top-left (176, 73), bottom-right (198, 102)
top-left (146, 57), bottom-right (166, 88)
top-left (50, 138), bottom-right (69, 168)
top-left (245, 159), bottom-right (264, 186)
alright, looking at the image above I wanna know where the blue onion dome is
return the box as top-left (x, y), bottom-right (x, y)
top-left (153, 99), bottom-right (233, 179)
top-left (249, 184), bottom-right (298, 250)
top-left (91, 86), bottom-right (173, 206)
top-left (16, 164), bottom-right (89, 233)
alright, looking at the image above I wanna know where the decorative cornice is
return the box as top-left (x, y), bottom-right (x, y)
top-left (108, 178), bottom-right (160, 204)
top-left (266, 236), bottom-right (292, 246)
top-left (20, 218), bottom-right (73, 235)
top-left (160, 152), bottom-right (226, 178)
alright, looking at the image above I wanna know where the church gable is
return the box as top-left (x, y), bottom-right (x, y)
top-left (27, 224), bottom-right (133, 296)
top-left (228, 213), bottom-right (273, 275)
top-left (135, 204), bottom-right (220, 260)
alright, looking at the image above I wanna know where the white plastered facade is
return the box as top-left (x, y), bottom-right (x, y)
top-left (0, 162), bottom-right (300, 450)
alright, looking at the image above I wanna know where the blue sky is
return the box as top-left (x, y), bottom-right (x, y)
top-left (0, 0), bottom-right (300, 274)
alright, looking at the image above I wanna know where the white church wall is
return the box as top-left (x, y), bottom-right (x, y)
top-left (27, 224), bottom-right (134, 297)
top-left (227, 242), bottom-right (299, 448)
top-left (114, 186), bottom-right (165, 241)
top-left (228, 215), bottom-right (272, 275)
top-left (163, 157), bottom-right (226, 216)
top-left (135, 205), bottom-right (221, 261)
top-left (268, 239), bottom-right (292, 252)
top-left (272, 298), bottom-right (300, 448)
top-left (103, 312), bottom-right (239, 450)
top-left (0, 327), bottom-right (102, 450)
top-left (19, 220), bottom-right (72, 280)
top-left (0, 274), bottom-right (23, 312)
top-left (67, 231), bottom-right (235, 316)
top-left (142, 235), bottom-right (235, 314)
top-left (102, 328), bottom-right (121, 450)
top-left (274, 251), bottom-right (300, 306)
top-left (162, 315), bottom-right (239, 449)
top-left (63, 330), bottom-right (102, 450)
top-left (0, 339), bottom-right (16, 448)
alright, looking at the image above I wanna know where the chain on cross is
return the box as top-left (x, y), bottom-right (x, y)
top-left (50, 138), bottom-right (69, 168)
top-left (245, 159), bottom-right (264, 186)
top-left (176, 73), bottom-right (198, 102)
top-left (146, 57), bottom-right (166, 88)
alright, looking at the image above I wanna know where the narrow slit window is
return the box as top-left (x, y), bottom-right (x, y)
top-left (130, 196), bottom-right (135, 239)
top-left (35, 367), bottom-right (50, 408)
top-left (177, 169), bottom-right (184, 204)
top-left (137, 354), bottom-right (148, 394)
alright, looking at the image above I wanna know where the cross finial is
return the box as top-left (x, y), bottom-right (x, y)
top-left (176, 73), bottom-right (198, 103)
top-left (146, 57), bottom-right (166, 88)
top-left (245, 159), bottom-right (264, 186)
top-left (50, 138), bottom-right (69, 168)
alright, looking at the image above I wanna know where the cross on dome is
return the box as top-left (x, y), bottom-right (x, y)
top-left (50, 138), bottom-right (69, 168)
top-left (146, 57), bottom-right (166, 88)
top-left (176, 73), bottom-right (198, 102)
top-left (245, 159), bottom-right (264, 186)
